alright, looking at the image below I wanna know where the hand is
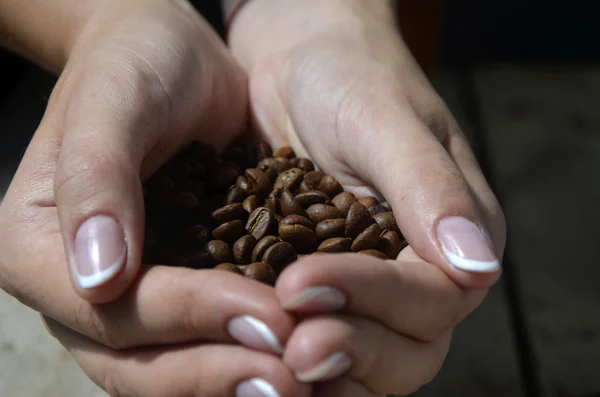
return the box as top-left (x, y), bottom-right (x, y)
top-left (228, 1), bottom-right (506, 394)
top-left (0, 1), bottom-right (311, 395)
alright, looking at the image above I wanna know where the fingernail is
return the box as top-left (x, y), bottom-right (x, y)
top-left (437, 216), bottom-right (500, 272)
top-left (228, 315), bottom-right (283, 355)
top-left (236, 378), bottom-right (281, 397)
top-left (296, 352), bottom-right (352, 382)
top-left (281, 286), bottom-right (346, 312)
top-left (74, 215), bottom-right (126, 289)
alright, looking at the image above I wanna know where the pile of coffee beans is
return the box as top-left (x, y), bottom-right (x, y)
top-left (142, 141), bottom-right (407, 285)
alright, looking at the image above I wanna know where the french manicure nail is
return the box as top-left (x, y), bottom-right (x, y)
top-left (236, 378), bottom-right (281, 397)
top-left (437, 216), bottom-right (500, 272)
top-left (74, 215), bottom-right (126, 289)
top-left (296, 352), bottom-right (352, 383)
top-left (281, 286), bottom-right (346, 312)
top-left (228, 315), bottom-right (283, 354)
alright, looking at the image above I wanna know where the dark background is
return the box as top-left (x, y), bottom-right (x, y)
top-left (0, 1), bottom-right (599, 396)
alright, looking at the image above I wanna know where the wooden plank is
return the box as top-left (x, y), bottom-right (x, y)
top-left (475, 65), bottom-right (600, 397)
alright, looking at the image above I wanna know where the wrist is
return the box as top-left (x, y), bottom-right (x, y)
top-left (226, 0), bottom-right (402, 71)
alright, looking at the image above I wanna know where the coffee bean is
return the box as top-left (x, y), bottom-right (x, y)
top-left (304, 171), bottom-right (325, 187)
top-left (274, 168), bottom-right (304, 193)
top-left (358, 196), bottom-right (379, 208)
top-left (223, 147), bottom-right (247, 169)
top-left (186, 141), bottom-right (217, 166)
top-left (146, 172), bottom-right (175, 194)
top-left (170, 251), bottom-right (213, 268)
top-left (318, 175), bottom-right (343, 197)
top-left (381, 201), bottom-right (392, 211)
top-left (368, 204), bottom-right (389, 217)
top-left (256, 141), bottom-right (273, 161)
top-left (281, 190), bottom-right (307, 217)
top-left (236, 175), bottom-right (253, 195)
top-left (345, 202), bottom-right (374, 238)
top-left (351, 223), bottom-right (382, 252)
top-left (179, 224), bottom-right (209, 252)
top-left (212, 220), bottom-right (245, 244)
top-left (186, 157), bottom-right (206, 177)
top-left (263, 242), bottom-right (298, 272)
top-left (244, 262), bottom-right (277, 285)
top-left (358, 249), bottom-right (389, 260)
top-left (378, 230), bottom-right (406, 259)
top-left (206, 162), bottom-right (240, 192)
top-left (289, 158), bottom-right (300, 168)
top-left (203, 240), bottom-right (233, 264)
top-left (215, 262), bottom-right (243, 274)
top-left (306, 204), bottom-right (345, 224)
top-left (279, 223), bottom-right (317, 251)
top-left (315, 218), bottom-right (346, 239)
top-left (245, 168), bottom-right (272, 196)
top-left (274, 146), bottom-right (295, 159)
top-left (280, 214), bottom-right (314, 229)
top-left (163, 158), bottom-right (193, 183)
top-left (211, 203), bottom-right (244, 224)
top-left (256, 158), bottom-right (280, 180)
top-left (243, 195), bottom-right (261, 214)
top-left (297, 180), bottom-right (314, 194)
top-left (226, 186), bottom-right (245, 204)
top-left (233, 234), bottom-right (258, 264)
top-left (331, 192), bottom-right (356, 215)
top-left (296, 158), bottom-right (315, 172)
top-left (246, 207), bottom-right (277, 241)
top-left (295, 191), bottom-right (330, 208)
top-left (373, 212), bottom-right (400, 234)
top-left (252, 235), bottom-right (279, 262)
top-left (265, 194), bottom-right (280, 214)
top-left (157, 190), bottom-right (199, 212)
top-left (182, 179), bottom-right (206, 200)
top-left (318, 237), bottom-right (352, 253)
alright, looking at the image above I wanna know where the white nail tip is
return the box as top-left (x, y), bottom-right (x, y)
top-left (296, 352), bottom-right (352, 383)
top-left (282, 286), bottom-right (346, 309)
top-left (242, 315), bottom-right (284, 355)
top-left (442, 245), bottom-right (500, 273)
top-left (246, 378), bottom-right (281, 397)
top-left (76, 247), bottom-right (126, 289)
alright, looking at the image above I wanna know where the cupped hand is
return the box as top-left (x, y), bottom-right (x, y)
top-left (229, 2), bottom-right (507, 394)
top-left (0, 1), bottom-right (310, 395)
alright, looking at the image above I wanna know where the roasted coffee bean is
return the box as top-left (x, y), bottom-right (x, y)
top-left (274, 213), bottom-right (283, 223)
top-left (233, 234), bottom-right (258, 264)
top-left (274, 168), bottom-right (304, 193)
top-left (381, 201), bottom-right (392, 211)
top-left (170, 251), bottom-right (213, 268)
top-left (297, 180), bottom-right (314, 194)
top-left (304, 171), bottom-right (324, 187)
top-left (212, 220), bottom-right (245, 244)
top-left (315, 218), bottom-right (346, 239)
top-left (331, 192), bottom-right (356, 215)
top-left (318, 237), bottom-right (352, 253)
top-left (368, 204), bottom-right (389, 217)
top-left (295, 191), bottom-right (330, 208)
top-left (244, 262), bottom-right (277, 285)
top-left (243, 195), bottom-right (261, 214)
top-left (358, 249), bottom-right (389, 260)
top-left (296, 158), bottom-right (315, 172)
top-left (179, 224), bottom-right (209, 252)
top-left (211, 203), bottom-right (244, 224)
top-left (252, 235), bottom-right (279, 262)
top-left (358, 196), bottom-right (379, 208)
top-left (163, 158), bottom-right (193, 183)
top-left (203, 240), bottom-right (233, 264)
top-left (186, 157), bottom-right (206, 177)
top-left (280, 214), bottom-right (314, 229)
top-left (373, 212), bottom-right (400, 234)
top-left (146, 172), bottom-right (175, 193)
top-left (236, 175), bottom-right (252, 195)
top-left (256, 158), bottom-right (280, 180)
top-left (157, 190), bottom-right (199, 212)
top-left (279, 223), bottom-right (317, 251)
top-left (182, 179), bottom-right (206, 200)
top-left (265, 193), bottom-right (280, 213)
top-left (226, 186), bottom-right (245, 204)
top-left (256, 141), bottom-right (273, 161)
top-left (187, 141), bottom-right (217, 165)
top-left (378, 230), bottom-right (406, 259)
top-left (318, 175), bottom-right (343, 197)
top-left (345, 202), bottom-right (374, 238)
top-left (263, 242), bottom-right (298, 272)
top-left (281, 190), bottom-right (307, 217)
top-left (274, 146), bottom-right (295, 159)
top-left (224, 147), bottom-right (247, 169)
top-left (351, 223), bottom-right (382, 252)
top-left (306, 204), bottom-right (345, 224)
top-left (289, 158), bottom-right (300, 167)
top-left (215, 262), bottom-right (243, 274)
top-left (206, 162), bottom-right (240, 192)
top-left (245, 168), bottom-right (272, 196)
top-left (246, 207), bottom-right (277, 241)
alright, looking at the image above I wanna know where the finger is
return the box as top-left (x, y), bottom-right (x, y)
top-left (338, 86), bottom-right (501, 289)
top-left (313, 378), bottom-right (383, 397)
top-left (44, 317), bottom-right (312, 397)
top-left (277, 254), bottom-right (480, 342)
top-left (283, 315), bottom-right (449, 396)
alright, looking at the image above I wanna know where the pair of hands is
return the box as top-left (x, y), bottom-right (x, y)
top-left (0, 0), bottom-right (506, 396)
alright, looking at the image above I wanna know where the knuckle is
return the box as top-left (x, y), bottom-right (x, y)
top-left (73, 302), bottom-right (123, 349)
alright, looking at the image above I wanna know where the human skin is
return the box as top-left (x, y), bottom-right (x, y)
top-left (0, 0), bottom-right (505, 396)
